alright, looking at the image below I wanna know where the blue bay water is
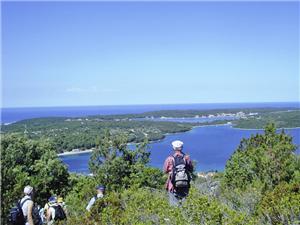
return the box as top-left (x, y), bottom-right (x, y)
top-left (60, 125), bottom-right (300, 174)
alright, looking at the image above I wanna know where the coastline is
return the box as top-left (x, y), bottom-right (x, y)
top-left (58, 149), bottom-right (93, 156)
top-left (232, 126), bottom-right (300, 131)
top-left (57, 124), bottom-right (300, 157)
top-left (57, 123), bottom-right (231, 156)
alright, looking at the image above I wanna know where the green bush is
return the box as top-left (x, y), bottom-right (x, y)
top-left (257, 182), bottom-right (300, 225)
top-left (65, 186), bottom-right (255, 225)
top-left (64, 174), bottom-right (97, 218)
top-left (223, 123), bottom-right (298, 191)
top-left (220, 180), bottom-right (263, 216)
top-left (89, 131), bottom-right (164, 191)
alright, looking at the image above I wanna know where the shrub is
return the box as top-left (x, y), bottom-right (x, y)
top-left (65, 186), bottom-right (255, 225)
top-left (257, 182), bottom-right (300, 225)
top-left (89, 131), bottom-right (164, 191)
top-left (223, 123), bottom-right (297, 191)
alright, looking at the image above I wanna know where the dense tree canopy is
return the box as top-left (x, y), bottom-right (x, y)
top-left (1, 134), bottom-right (70, 224)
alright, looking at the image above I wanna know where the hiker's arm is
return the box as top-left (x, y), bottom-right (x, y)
top-left (27, 201), bottom-right (34, 225)
top-left (186, 155), bottom-right (194, 172)
top-left (163, 157), bottom-right (172, 173)
top-left (46, 208), bottom-right (51, 222)
top-left (86, 197), bottom-right (95, 211)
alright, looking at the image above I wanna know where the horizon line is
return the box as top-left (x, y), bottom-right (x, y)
top-left (1, 101), bottom-right (300, 109)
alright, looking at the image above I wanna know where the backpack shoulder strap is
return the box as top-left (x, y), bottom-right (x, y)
top-left (171, 155), bottom-right (179, 167)
top-left (172, 153), bottom-right (186, 166)
top-left (20, 198), bottom-right (30, 208)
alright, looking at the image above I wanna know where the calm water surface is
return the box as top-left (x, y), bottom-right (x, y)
top-left (60, 125), bottom-right (300, 174)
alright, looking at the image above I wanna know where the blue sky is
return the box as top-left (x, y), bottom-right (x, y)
top-left (2, 2), bottom-right (299, 107)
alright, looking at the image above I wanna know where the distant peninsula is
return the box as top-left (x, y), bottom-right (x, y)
top-left (1, 107), bottom-right (299, 153)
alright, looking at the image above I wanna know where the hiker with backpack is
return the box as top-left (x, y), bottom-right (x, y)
top-left (9, 185), bottom-right (35, 225)
top-left (86, 185), bottom-right (105, 211)
top-left (163, 140), bottom-right (193, 206)
top-left (45, 196), bottom-right (66, 224)
top-left (57, 197), bottom-right (68, 217)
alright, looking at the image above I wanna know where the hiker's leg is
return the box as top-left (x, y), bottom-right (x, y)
top-left (168, 191), bottom-right (179, 207)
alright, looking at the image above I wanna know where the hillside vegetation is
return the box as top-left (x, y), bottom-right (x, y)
top-left (1, 123), bottom-right (299, 224)
top-left (233, 110), bottom-right (300, 129)
top-left (1, 119), bottom-right (194, 153)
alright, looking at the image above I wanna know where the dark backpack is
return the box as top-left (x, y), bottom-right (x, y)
top-left (52, 205), bottom-right (66, 221)
top-left (8, 198), bottom-right (29, 225)
top-left (171, 154), bottom-right (190, 188)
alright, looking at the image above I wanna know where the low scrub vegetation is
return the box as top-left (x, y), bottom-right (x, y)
top-left (1, 123), bottom-right (299, 224)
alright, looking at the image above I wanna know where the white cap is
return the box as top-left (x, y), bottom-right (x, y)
top-left (24, 185), bottom-right (33, 195)
top-left (172, 140), bottom-right (183, 150)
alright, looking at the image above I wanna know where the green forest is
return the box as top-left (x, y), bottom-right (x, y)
top-left (1, 123), bottom-right (300, 224)
top-left (1, 119), bottom-right (195, 153)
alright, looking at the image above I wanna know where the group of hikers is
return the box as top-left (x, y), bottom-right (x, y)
top-left (9, 140), bottom-right (193, 224)
top-left (9, 186), bottom-right (67, 225)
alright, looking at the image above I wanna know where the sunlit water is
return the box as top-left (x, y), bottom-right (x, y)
top-left (60, 125), bottom-right (300, 173)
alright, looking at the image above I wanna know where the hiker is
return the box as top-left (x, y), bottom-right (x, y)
top-left (45, 196), bottom-right (66, 224)
top-left (86, 185), bottom-right (105, 211)
top-left (45, 196), bottom-right (57, 225)
top-left (57, 197), bottom-right (68, 217)
top-left (21, 185), bottom-right (35, 225)
top-left (163, 140), bottom-right (193, 206)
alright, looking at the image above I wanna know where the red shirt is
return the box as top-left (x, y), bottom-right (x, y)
top-left (163, 151), bottom-right (193, 191)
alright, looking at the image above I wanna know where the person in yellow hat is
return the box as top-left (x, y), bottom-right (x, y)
top-left (57, 197), bottom-right (67, 216)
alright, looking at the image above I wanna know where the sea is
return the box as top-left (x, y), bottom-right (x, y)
top-left (1, 102), bottom-right (300, 173)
